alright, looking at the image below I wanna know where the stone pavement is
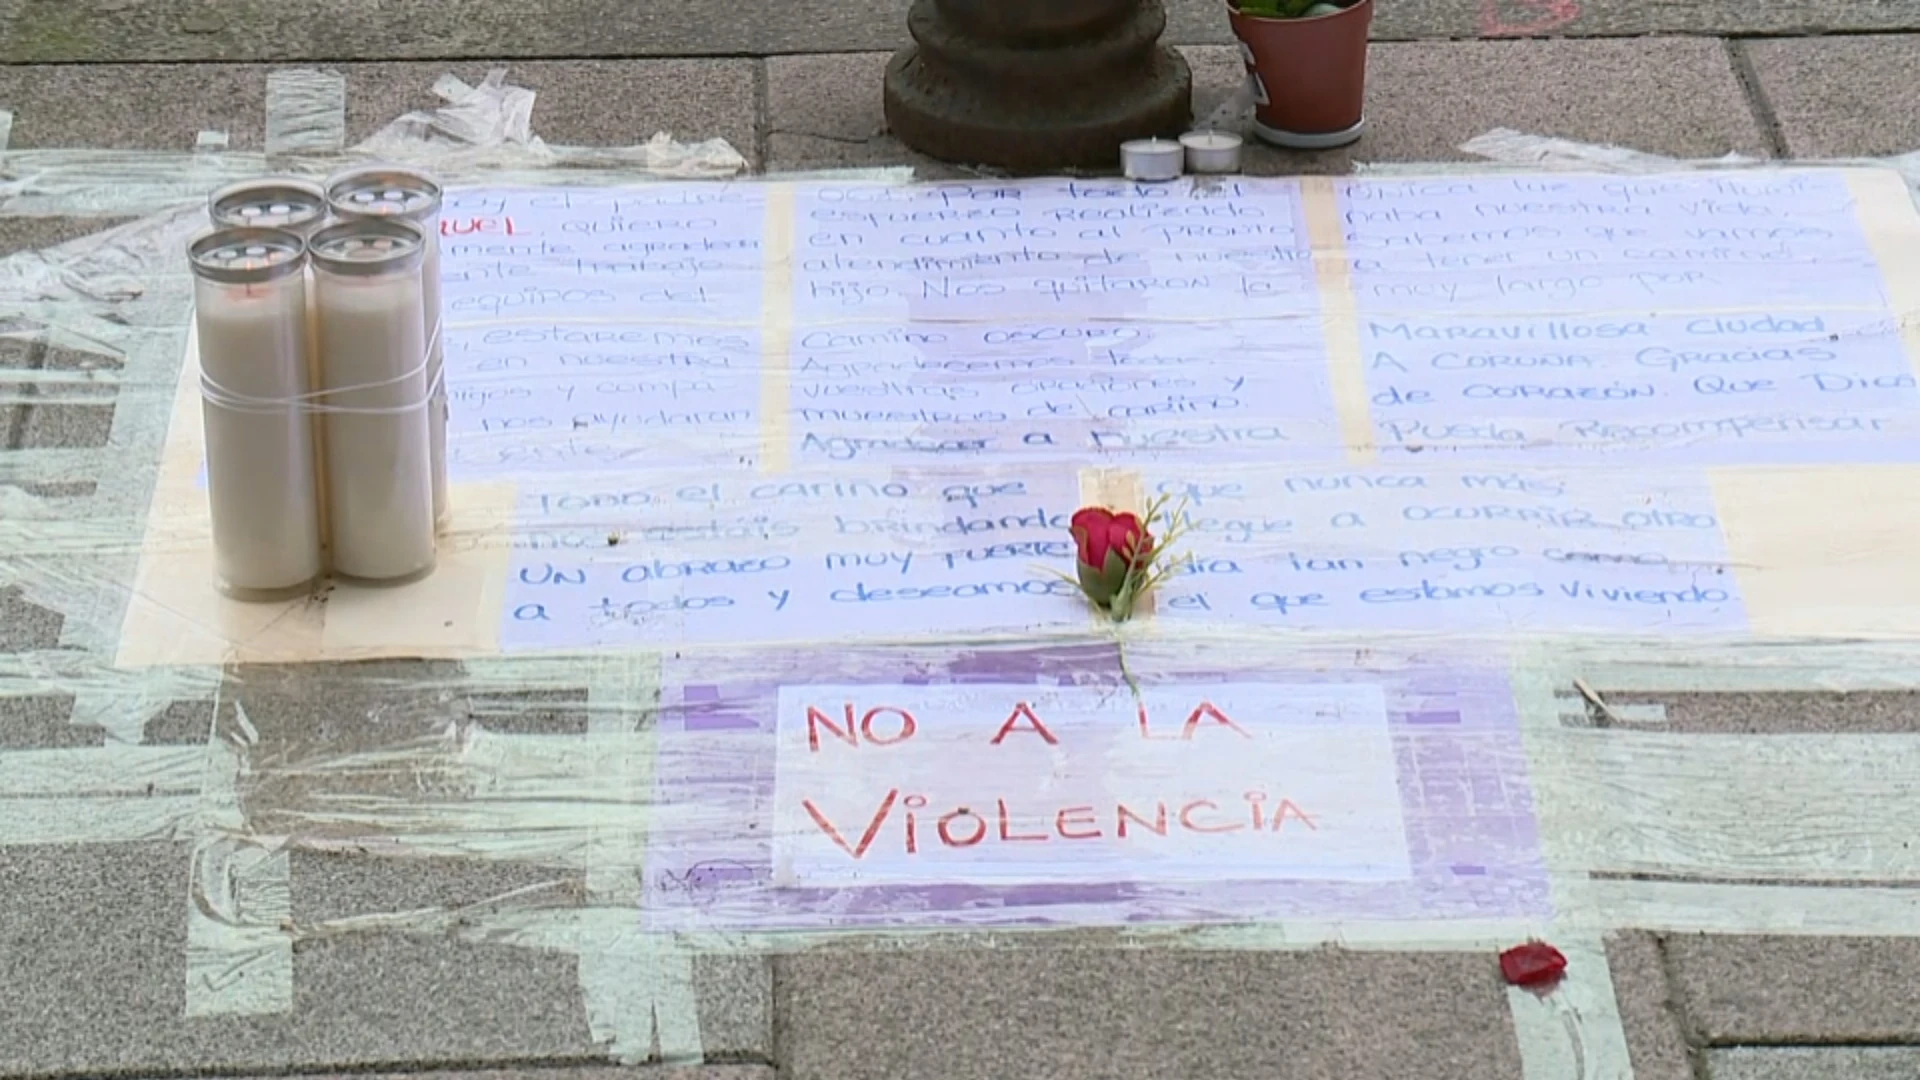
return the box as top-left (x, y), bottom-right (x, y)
top-left (8, 10), bottom-right (1920, 1080)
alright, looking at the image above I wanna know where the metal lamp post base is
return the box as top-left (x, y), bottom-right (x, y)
top-left (883, 0), bottom-right (1194, 173)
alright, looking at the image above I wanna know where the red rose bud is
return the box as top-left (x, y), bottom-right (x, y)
top-left (1499, 942), bottom-right (1568, 988)
top-left (1071, 507), bottom-right (1154, 609)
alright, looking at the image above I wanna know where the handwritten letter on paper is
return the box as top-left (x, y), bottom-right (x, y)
top-left (1340, 172), bottom-right (1920, 460)
top-left (419, 172), bottom-right (1920, 650)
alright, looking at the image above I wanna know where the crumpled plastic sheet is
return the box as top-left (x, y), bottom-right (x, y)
top-left (6, 109), bottom-right (1920, 1033)
top-left (350, 69), bottom-right (748, 176)
top-left (0, 67), bottom-right (750, 218)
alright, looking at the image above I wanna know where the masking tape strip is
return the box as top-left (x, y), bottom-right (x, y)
top-left (0, 212), bottom-right (202, 729)
top-left (759, 184), bottom-right (796, 474)
top-left (1847, 168), bottom-right (1920, 379)
top-left (1506, 934), bottom-right (1634, 1080)
top-left (185, 838), bottom-right (293, 1016)
top-left (0, 739), bottom-right (203, 845)
top-left (361, 906), bottom-right (701, 1063)
top-left (0, 109), bottom-right (14, 156)
top-left (1568, 877), bottom-right (1920, 936)
top-left (185, 695), bottom-right (294, 1017)
top-left (0, 794), bottom-right (196, 843)
top-left (1506, 662), bottom-right (1637, 1080)
top-left (1075, 467), bottom-right (1144, 512)
top-left (0, 742), bottom-right (201, 797)
top-left (580, 943), bottom-right (702, 1065)
top-left (574, 653), bottom-right (703, 1064)
top-left (1518, 658), bottom-right (1920, 882)
top-left (0, 654), bottom-right (211, 701)
top-left (463, 872), bottom-right (1920, 955)
top-left (1521, 639), bottom-right (1920, 692)
top-left (1717, 160), bottom-right (1920, 642)
top-left (583, 653), bottom-right (653, 898)
top-left (1299, 176), bottom-right (1373, 463)
top-left (264, 69), bottom-right (347, 158)
top-left (1714, 463), bottom-right (1920, 639)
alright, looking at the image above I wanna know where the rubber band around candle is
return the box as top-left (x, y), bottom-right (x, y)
top-left (196, 322), bottom-right (442, 415)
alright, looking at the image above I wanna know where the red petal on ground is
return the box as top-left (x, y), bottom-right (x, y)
top-left (1499, 942), bottom-right (1568, 987)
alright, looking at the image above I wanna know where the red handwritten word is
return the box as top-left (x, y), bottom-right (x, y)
top-left (806, 704), bottom-right (917, 751)
top-left (805, 699), bottom-right (1251, 752)
top-left (1479, 0), bottom-right (1580, 36)
top-left (442, 216), bottom-right (523, 237)
top-left (1139, 700), bottom-right (1251, 740)
top-left (801, 789), bottom-right (1318, 860)
top-left (992, 701), bottom-right (1056, 744)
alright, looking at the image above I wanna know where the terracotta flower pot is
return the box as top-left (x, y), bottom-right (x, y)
top-left (1227, 0), bottom-right (1372, 148)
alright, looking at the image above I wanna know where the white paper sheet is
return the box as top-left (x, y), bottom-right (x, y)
top-left (770, 682), bottom-right (1410, 886)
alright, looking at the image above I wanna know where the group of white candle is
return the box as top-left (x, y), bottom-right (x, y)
top-left (1120, 132), bottom-right (1246, 182)
top-left (189, 167), bottom-right (449, 599)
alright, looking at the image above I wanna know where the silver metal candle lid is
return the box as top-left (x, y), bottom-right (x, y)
top-left (325, 167), bottom-right (444, 223)
top-left (188, 227), bottom-right (308, 285)
top-left (208, 178), bottom-right (328, 235)
top-left (307, 218), bottom-right (428, 277)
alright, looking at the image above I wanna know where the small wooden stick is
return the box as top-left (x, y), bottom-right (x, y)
top-left (1571, 677), bottom-right (1625, 726)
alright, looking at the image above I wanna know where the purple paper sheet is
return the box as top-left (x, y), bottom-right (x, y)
top-left (641, 643), bottom-right (1549, 931)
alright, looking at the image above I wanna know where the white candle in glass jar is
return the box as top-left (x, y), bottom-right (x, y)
top-left (310, 218), bottom-right (437, 583)
top-left (209, 178), bottom-right (330, 237)
top-left (326, 167), bottom-right (448, 533)
top-left (189, 227), bottom-right (324, 598)
top-left (210, 178), bottom-right (335, 569)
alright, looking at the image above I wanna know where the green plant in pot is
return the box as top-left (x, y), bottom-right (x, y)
top-left (1237, 0), bottom-right (1350, 16)
top-left (1227, 0), bottom-right (1373, 149)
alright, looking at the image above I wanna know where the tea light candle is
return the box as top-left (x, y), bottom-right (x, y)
top-left (1180, 131), bottom-right (1244, 174)
top-left (1121, 138), bottom-right (1184, 182)
top-left (309, 218), bottom-right (437, 583)
top-left (188, 227), bottom-right (324, 598)
top-left (326, 167), bottom-right (449, 533)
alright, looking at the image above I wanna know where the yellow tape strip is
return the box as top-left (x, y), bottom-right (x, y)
top-left (1846, 167), bottom-right (1920, 378)
top-left (1299, 176), bottom-right (1374, 464)
top-left (759, 183), bottom-right (798, 474)
top-left (1702, 170), bottom-right (1920, 640)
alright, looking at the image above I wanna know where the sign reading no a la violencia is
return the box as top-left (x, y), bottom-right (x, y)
top-left (771, 682), bottom-right (1412, 887)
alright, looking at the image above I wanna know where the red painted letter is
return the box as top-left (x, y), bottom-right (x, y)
top-left (802, 789), bottom-right (899, 859)
top-left (860, 706), bottom-right (917, 746)
top-left (998, 798), bottom-right (1048, 842)
top-left (1117, 800), bottom-right (1169, 838)
top-left (990, 701), bottom-right (1058, 745)
top-left (1137, 701), bottom-right (1176, 740)
top-left (1179, 798), bottom-right (1244, 833)
top-left (1181, 701), bottom-right (1252, 740)
top-left (1055, 805), bottom-right (1102, 840)
top-left (1272, 799), bottom-right (1319, 831)
top-left (806, 704), bottom-right (857, 751)
top-left (937, 807), bottom-right (987, 847)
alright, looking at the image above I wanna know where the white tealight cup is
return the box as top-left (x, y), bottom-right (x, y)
top-left (1180, 130), bottom-right (1245, 174)
top-left (1121, 138), bottom-right (1184, 182)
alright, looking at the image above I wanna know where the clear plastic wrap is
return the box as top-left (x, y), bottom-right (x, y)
top-left (9, 110), bottom-right (1920, 1067)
